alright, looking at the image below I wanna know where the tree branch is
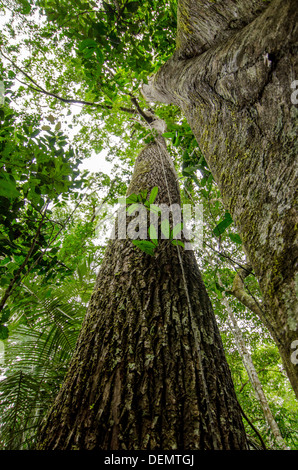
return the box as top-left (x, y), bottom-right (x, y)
top-left (231, 263), bottom-right (264, 319)
top-left (0, 49), bottom-right (137, 115)
top-left (130, 94), bottom-right (167, 134)
top-left (176, 0), bottom-right (268, 59)
top-left (129, 94), bottom-right (155, 124)
top-left (238, 402), bottom-right (267, 450)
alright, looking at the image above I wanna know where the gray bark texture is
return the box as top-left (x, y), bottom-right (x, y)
top-left (36, 138), bottom-right (248, 450)
top-left (143, 0), bottom-right (298, 397)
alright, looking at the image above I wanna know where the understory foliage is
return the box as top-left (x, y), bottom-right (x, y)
top-left (0, 0), bottom-right (297, 450)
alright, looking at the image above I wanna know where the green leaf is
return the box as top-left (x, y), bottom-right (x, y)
top-left (103, 1), bottom-right (115, 16)
top-left (0, 173), bottom-right (21, 200)
top-left (138, 189), bottom-right (148, 202)
top-left (182, 167), bottom-right (194, 175)
top-left (18, 0), bottom-right (31, 14)
top-left (30, 129), bottom-right (40, 138)
top-left (148, 186), bottom-right (158, 205)
top-left (228, 233), bottom-right (242, 245)
top-left (93, 22), bottom-right (106, 36)
top-left (126, 1), bottom-right (139, 12)
top-left (161, 219), bottom-right (170, 239)
top-left (0, 325), bottom-right (9, 340)
top-left (148, 224), bottom-right (158, 245)
top-left (213, 212), bottom-right (233, 237)
top-left (0, 306), bottom-right (10, 323)
top-left (96, 47), bottom-right (104, 64)
top-left (162, 132), bottom-right (175, 139)
top-left (171, 240), bottom-right (185, 248)
top-left (132, 240), bottom-right (156, 256)
top-left (191, 174), bottom-right (201, 186)
top-left (46, 114), bottom-right (55, 124)
top-left (172, 222), bottom-right (183, 239)
top-left (78, 39), bottom-right (98, 51)
top-left (109, 32), bottom-right (120, 46)
top-left (125, 193), bottom-right (139, 204)
top-left (149, 204), bottom-right (161, 214)
top-left (173, 134), bottom-right (181, 147)
top-left (127, 203), bottom-right (140, 215)
top-left (0, 275), bottom-right (13, 288)
top-left (207, 173), bottom-right (214, 184)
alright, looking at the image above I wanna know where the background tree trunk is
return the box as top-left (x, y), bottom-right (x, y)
top-left (143, 0), bottom-right (298, 397)
top-left (36, 137), bottom-right (247, 450)
top-left (222, 295), bottom-right (287, 449)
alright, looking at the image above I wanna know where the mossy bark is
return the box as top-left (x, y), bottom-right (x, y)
top-left (143, 0), bottom-right (298, 397)
top-left (36, 138), bottom-right (247, 450)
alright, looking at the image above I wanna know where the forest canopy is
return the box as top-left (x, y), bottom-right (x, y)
top-left (0, 0), bottom-right (297, 451)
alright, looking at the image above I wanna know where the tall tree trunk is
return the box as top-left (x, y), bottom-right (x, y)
top-left (143, 0), bottom-right (298, 397)
top-left (221, 293), bottom-right (287, 449)
top-left (36, 137), bottom-right (247, 450)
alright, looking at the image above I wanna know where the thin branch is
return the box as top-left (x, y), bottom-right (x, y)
top-left (202, 242), bottom-right (268, 328)
top-left (231, 263), bottom-right (268, 328)
top-left (239, 402), bottom-right (267, 450)
top-left (238, 366), bottom-right (283, 393)
top-left (129, 94), bottom-right (155, 124)
top-left (239, 379), bottom-right (250, 394)
top-left (59, 9), bottom-right (99, 28)
top-left (1, 49), bottom-right (137, 115)
top-left (202, 240), bottom-right (248, 270)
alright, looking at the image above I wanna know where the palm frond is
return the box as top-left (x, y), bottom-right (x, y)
top-left (0, 283), bottom-right (87, 449)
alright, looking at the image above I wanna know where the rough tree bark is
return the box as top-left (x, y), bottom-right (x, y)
top-left (36, 137), bottom-right (247, 450)
top-left (143, 0), bottom-right (298, 397)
